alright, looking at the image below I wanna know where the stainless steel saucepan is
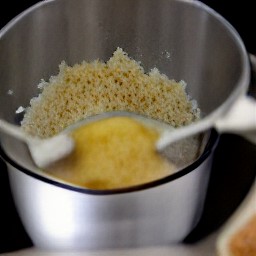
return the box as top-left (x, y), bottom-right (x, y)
top-left (0, 0), bottom-right (254, 250)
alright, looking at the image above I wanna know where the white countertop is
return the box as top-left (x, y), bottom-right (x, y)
top-left (3, 233), bottom-right (217, 256)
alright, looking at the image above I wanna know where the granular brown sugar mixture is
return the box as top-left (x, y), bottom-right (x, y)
top-left (21, 48), bottom-right (200, 138)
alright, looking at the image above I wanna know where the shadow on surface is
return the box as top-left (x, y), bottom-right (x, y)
top-left (184, 134), bottom-right (256, 243)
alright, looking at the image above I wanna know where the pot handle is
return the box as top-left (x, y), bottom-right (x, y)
top-left (215, 54), bottom-right (256, 144)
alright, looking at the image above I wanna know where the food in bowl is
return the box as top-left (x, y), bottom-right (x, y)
top-left (21, 48), bottom-right (200, 137)
top-left (20, 48), bottom-right (202, 189)
top-left (47, 116), bottom-right (174, 189)
top-left (217, 180), bottom-right (256, 256)
top-left (229, 215), bottom-right (256, 255)
top-left (45, 116), bottom-right (202, 189)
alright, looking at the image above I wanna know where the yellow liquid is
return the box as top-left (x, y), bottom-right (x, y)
top-left (46, 116), bottom-right (175, 189)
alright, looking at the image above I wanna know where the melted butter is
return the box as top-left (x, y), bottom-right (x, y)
top-left (45, 116), bottom-right (175, 189)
